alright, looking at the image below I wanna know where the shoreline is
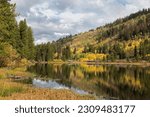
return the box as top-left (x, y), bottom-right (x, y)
top-left (47, 60), bottom-right (150, 66)
top-left (0, 67), bottom-right (94, 100)
top-left (86, 61), bottom-right (150, 66)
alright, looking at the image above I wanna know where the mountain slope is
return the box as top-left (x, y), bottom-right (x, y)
top-left (35, 9), bottom-right (150, 62)
top-left (64, 9), bottom-right (150, 50)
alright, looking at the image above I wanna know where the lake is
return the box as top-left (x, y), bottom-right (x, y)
top-left (26, 63), bottom-right (150, 100)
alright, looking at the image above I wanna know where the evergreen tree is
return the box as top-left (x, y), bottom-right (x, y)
top-left (19, 20), bottom-right (28, 58)
top-left (134, 46), bottom-right (138, 60)
top-left (47, 42), bottom-right (55, 61)
top-left (0, 0), bottom-right (19, 46)
top-left (35, 45), bottom-right (42, 61)
top-left (26, 27), bottom-right (35, 60)
top-left (0, 0), bottom-right (35, 67)
top-left (62, 46), bottom-right (71, 60)
top-left (18, 19), bottom-right (35, 60)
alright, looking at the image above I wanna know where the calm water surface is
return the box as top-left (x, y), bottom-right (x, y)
top-left (26, 63), bottom-right (150, 100)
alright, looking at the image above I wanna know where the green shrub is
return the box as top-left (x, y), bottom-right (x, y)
top-left (0, 86), bottom-right (24, 97)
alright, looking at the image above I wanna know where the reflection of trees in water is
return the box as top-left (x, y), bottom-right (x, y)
top-left (77, 65), bottom-right (150, 99)
top-left (95, 66), bottom-right (150, 99)
top-left (28, 64), bottom-right (73, 88)
top-left (62, 64), bottom-right (71, 79)
top-left (27, 64), bottom-right (150, 99)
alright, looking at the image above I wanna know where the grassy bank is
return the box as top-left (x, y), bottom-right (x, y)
top-left (0, 78), bottom-right (94, 100)
top-left (0, 87), bottom-right (94, 100)
top-left (0, 67), bottom-right (34, 79)
top-left (0, 79), bottom-right (26, 97)
top-left (0, 67), bottom-right (94, 100)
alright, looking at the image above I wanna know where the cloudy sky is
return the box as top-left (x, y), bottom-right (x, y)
top-left (11, 0), bottom-right (150, 44)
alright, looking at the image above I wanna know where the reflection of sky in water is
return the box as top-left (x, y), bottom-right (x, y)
top-left (32, 79), bottom-right (88, 95)
top-left (71, 87), bottom-right (88, 95)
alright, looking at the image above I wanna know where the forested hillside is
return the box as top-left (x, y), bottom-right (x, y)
top-left (35, 9), bottom-right (150, 62)
top-left (1, 0), bottom-right (150, 64)
top-left (0, 0), bottom-right (35, 67)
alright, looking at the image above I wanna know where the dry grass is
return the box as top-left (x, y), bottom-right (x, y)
top-left (0, 79), bottom-right (26, 97)
top-left (0, 87), bottom-right (94, 100)
top-left (0, 69), bottom-right (7, 79)
top-left (0, 67), bottom-right (34, 79)
top-left (8, 67), bottom-right (34, 77)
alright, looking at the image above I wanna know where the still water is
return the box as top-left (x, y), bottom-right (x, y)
top-left (27, 63), bottom-right (150, 100)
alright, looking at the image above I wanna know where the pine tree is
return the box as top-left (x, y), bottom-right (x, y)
top-left (19, 19), bottom-right (28, 58)
top-left (26, 27), bottom-right (35, 60)
top-left (47, 42), bottom-right (55, 61)
top-left (35, 45), bottom-right (42, 61)
top-left (0, 0), bottom-right (19, 45)
top-left (0, 0), bottom-right (35, 66)
top-left (134, 46), bottom-right (138, 60)
top-left (62, 46), bottom-right (71, 60)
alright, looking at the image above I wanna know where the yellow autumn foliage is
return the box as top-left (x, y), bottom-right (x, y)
top-left (80, 64), bottom-right (106, 73)
top-left (121, 75), bottom-right (142, 89)
top-left (0, 42), bottom-right (19, 67)
top-left (79, 53), bottom-right (107, 62)
top-left (124, 39), bottom-right (142, 52)
top-left (146, 54), bottom-right (150, 57)
top-left (71, 69), bottom-right (84, 79)
top-left (76, 47), bottom-right (84, 54)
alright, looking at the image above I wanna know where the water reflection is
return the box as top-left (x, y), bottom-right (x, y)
top-left (27, 63), bottom-right (150, 100)
top-left (33, 79), bottom-right (69, 89)
top-left (32, 79), bottom-right (88, 95)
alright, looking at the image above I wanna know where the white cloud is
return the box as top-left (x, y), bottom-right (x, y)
top-left (16, 15), bottom-right (26, 22)
top-left (35, 36), bottom-right (50, 45)
top-left (88, 0), bottom-right (105, 7)
top-left (54, 32), bottom-right (70, 37)
top-left (59, 10), bottom-right (84, 24)
top-left (126, 0), bottom-right (150, 9)
top-left (29, 2), bottom-right (58, 20)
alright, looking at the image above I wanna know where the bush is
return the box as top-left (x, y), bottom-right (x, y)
top-left (0, 42), bottom-right (19, 67)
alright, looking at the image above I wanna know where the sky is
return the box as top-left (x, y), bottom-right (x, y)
top-left (11, 0), bottom-right (150, 44)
